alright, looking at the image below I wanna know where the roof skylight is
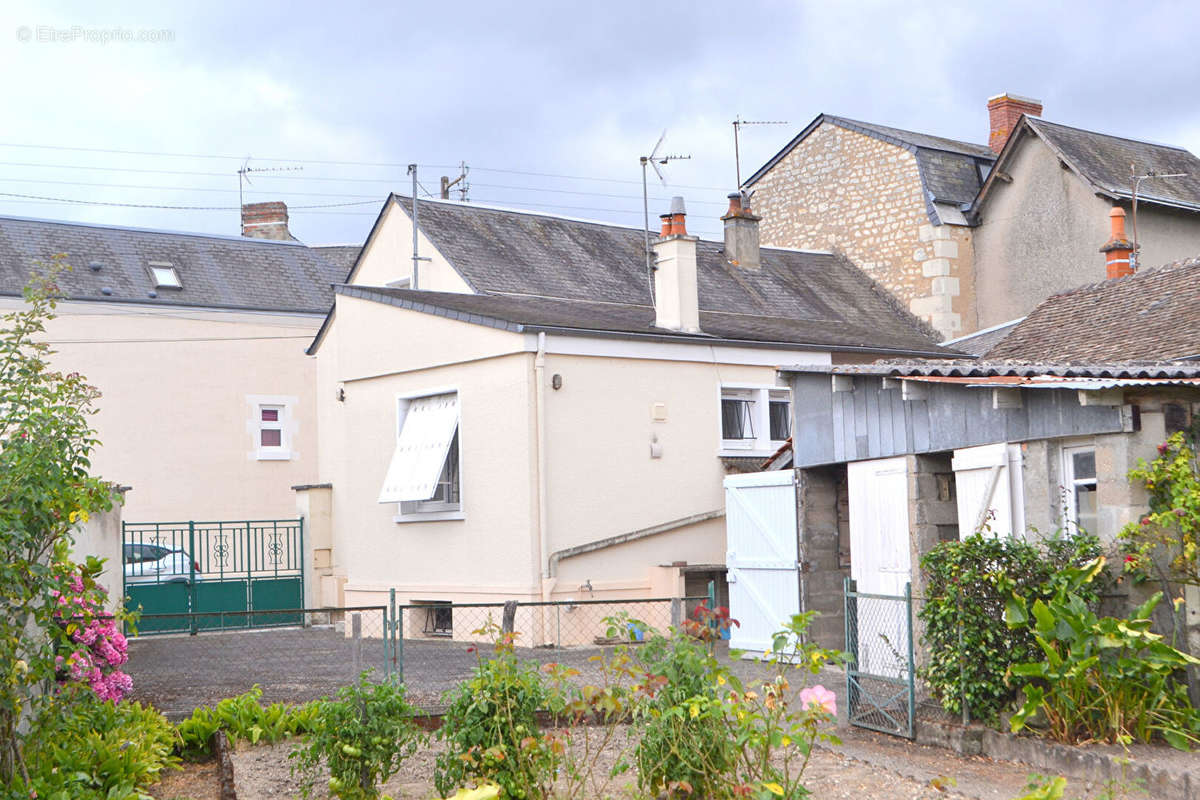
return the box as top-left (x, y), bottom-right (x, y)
top-left (148, 262), bottom-right (182, 289)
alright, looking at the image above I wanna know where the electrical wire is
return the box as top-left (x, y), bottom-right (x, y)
top-left (44, 335), bottom-right (313, 344)
top-left (0, 191), bottom-right (379, 211)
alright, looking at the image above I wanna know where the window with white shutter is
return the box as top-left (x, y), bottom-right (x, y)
top-left (380, 392), bottom-right (463, 520)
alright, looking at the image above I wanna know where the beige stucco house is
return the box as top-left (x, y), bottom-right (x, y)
top-left (745, 94), bottom-right (1200, 342)
top-left (305, 193), bottom-right (952, 635)
top-left (0, 208), bottom-right (345, 523)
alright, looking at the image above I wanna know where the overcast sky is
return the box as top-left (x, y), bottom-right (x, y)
top-left (1, 0), bottom-right (1198, 244)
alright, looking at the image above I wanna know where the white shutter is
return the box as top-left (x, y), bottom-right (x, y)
top-left (724, 470), bottom-right (799, 654)
top-left (952, 443), bottom-right (1024, 538)
top-left (378, 394), bottom-right (459, 503)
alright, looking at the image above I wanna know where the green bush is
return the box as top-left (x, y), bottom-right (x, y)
top-left (14, 688), bottom-right (179, 800)
top-left (291, 672), bottom-right (424, 799)
top-left (632, 620), bottom-right (736, 799)
top-left (434, 625), bottom-right (558, 800)
top-left (918, 531), bottom-right (1101, 722)
top-left (1007, 557), bottom-right (1200, 749)
top-left (176, 685), bottom-right (319, 759)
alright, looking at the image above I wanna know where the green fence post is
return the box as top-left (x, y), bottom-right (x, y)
top-left (188, 521), bottom-right (197, 636)
top-left (905, 581), bottom-right (916, 739)
top-left (394, 593), bottom-right (404, 686)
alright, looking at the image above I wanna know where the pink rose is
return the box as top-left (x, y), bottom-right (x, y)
top-left (798, 684), bottom-right (837, 716)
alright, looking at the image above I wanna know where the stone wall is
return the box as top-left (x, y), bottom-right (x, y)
top-left (751, 122), bottom-right (973, 339)
top-left (797, 465), bottom-right (850, 649)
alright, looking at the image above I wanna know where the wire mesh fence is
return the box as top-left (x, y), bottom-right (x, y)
top-left (124, 596), bottom-right (706, 719)
top-left (842, 579), bottom-right (915, 739)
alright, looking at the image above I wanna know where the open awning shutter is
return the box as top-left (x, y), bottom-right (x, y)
top-left (378, 394), bottom-right (459, 503)
top-left (952, 443), bottom-right (1024, 538)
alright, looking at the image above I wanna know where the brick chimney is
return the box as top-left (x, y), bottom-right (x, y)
top-left (241, 201), bottom-right (294, 240)
top-left (987, 93), bottom-right (1043, 153)
top-left (721, 192), bottom-right (761, 270)
top-left (652, 197), bottom-right (701, 333)
top-left (1100, 207), bottom-right (1135, 279)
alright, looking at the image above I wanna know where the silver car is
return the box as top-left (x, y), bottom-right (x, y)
top-left (123, 543), bottom-right (198, 584)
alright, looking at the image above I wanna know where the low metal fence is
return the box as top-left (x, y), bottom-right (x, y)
top-left (843, 579), bottom-right (915, 739)
top-left (124, 596), bottom-right (705, 718)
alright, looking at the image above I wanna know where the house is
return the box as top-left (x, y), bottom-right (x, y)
top-left (302, 193), bottom-right (953, 639)
top-left (766, 225), bottom-right (1200, 649)
top-left (744, 94), bottom-right (1200, 341)
top-left (0, 203), bottom-right (343, 523)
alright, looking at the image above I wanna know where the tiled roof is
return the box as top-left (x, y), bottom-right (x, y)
top-left (337, 285), bottom-right (954, 355)
top-left (1027, 119), bottom-right (1200, 211)
top-left (0, 214), bottom-right (344, 313)
top-left (984, 255), bottom-right (1200, 362)
top-left (743, 114), bottom-right (996, 226)
top-left (311, 244), bottom-right (362, 279)
top-left (378, 196), bottom-right (946, 353)
top-left (781, 360), bottom-right (1200, 379)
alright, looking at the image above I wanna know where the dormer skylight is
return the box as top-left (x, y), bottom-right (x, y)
top-left (148, 261), bottom-right (182, 289)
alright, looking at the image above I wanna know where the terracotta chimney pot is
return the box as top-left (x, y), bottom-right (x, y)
top-left (1099, 207), bottom-right (1135, 279)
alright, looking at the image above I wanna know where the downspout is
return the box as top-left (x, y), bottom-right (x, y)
top-left (534, 332), bottom-right (554, 606)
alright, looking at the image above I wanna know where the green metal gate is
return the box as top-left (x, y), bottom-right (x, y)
top-left (122, 519), bottom-right (304, 635)
top-left (843, 578), bottom-right (915, 738)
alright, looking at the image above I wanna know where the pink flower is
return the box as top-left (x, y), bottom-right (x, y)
top-left (798, 684), bottom-right (837, 716)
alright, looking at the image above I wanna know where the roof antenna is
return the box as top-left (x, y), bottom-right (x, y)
top-left (407, 164), bottom-right (432, 290)
top-left (640, 132), bottom-right (690, 302)
top-left (1129, 165), bottom-right (1187, 270)
top-left (440, 162), bottom-right (470, 201)
top-left (236, 158), bottom-right (302, 232)
top-left (732, 116), bottom-right (787, 188)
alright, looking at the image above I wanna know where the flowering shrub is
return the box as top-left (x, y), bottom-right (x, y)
top-left (52, 567), bottom-right (132, 702)
top-left (1121, 431), bottom-right (1200, 588)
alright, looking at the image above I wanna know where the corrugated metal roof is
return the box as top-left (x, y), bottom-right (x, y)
top-left (779, 360), bottom-right (1200, 380)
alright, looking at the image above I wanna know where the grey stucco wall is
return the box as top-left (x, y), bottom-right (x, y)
top-left (973, 134), bottom-right (1200, 330)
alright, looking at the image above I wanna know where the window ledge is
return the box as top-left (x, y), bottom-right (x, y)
top-left (256, 450), bottom-right (293, 461)
top-left (719, 447), bottom-right (786, 459)
top-left (393, 510), bottom-right (466, 524)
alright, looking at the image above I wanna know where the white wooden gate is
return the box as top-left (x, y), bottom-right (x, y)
top-left (724, 470), bottom-right (799, 654)
top-left (952, 443), bottom-right (1025, 538)
top-left (847, 457), bottom-right (910, 678)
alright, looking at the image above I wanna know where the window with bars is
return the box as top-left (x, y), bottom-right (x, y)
top-left (720, 387), bottom-right (790, 453)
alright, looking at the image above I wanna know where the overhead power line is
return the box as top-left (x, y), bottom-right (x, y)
top-left (0, 191), bottom-right (379, 211)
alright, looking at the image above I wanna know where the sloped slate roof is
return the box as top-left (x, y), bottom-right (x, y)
top-left (1026, 119), bottom-right (1200, 211)
top-left (941, 318), bottom-right (1023, 357)
top-left (337, 285), bottom-right (953, 355)
top-left (984, 255), bottom-right (1200, 362)
top-left (0, 215), bottom-right (344, 313)
top-left (311, 244), bottom-right (362, 279)
top-left (381, 197), bottom-right (946, 353)
top-left (742, 114), bottom-right (995, 225)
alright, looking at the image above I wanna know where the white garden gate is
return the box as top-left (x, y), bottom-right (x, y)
top-left (723, 470), bottom-right (799, 654)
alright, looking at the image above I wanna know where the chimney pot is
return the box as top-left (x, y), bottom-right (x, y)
top-left (722, 190), bottom-right (762, 270)
top-left (1099, 206), bottom-right (1135, 279)
top-left (241, 201), bottom-right (294, 241)
top-left (987, 92), bottom-right (1043, 154)
top-left (652, 198), bottom-right (700, 333)
top-left (659, 213), bottom-right (672, 237)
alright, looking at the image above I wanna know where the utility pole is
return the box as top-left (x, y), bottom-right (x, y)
top-left (1130, 166), bottom-right (1187, 270)
top-left (406, 164), bottom-right (431, 289)
top-left (440, 162), bottom-right (469, 201)
top-left (732, 117), bottom-right (787, 189)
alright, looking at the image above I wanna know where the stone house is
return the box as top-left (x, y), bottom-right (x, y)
top-left (769, 246), bottom-right (1200, 651)
top-left (745, 94), bottom-right (1200, 341)
top-left (302, 193), bottom-right (952, 638)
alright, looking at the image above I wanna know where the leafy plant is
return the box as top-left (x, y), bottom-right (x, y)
top-left (291, 672), bottom-right (424, 799)
top-left (631, 606), bottom-right (738, 799)
top-left (0, 258), bottom-right (119, 783)
top-left (176, 686), bottom-right (319, 759)
top-left (13, 687), bottom-right (179, 799)
top-left (434, 623), bottom-right (558, 800)
top-left (1121, 431), bottom-right (1200, 589)
top-left (1006, 557), bottom-right (1200, 749)
top-left (918, 531), bottom-right (1102, 722)
top-left (719, 612), bottom-right (844, 800)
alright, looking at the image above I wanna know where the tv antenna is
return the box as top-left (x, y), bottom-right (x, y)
top-left (1130, 165), bottom-right (1187, 270)
top-left (732, 117), bottom-right (787, 188)
top-left (640, 131), bottom-right (691, 301)
top-left (237, 158), bottom-right (303, 227)
top-left (440, 161), bottom-right (470, 202)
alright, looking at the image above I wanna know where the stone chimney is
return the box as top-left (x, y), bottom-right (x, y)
top-left (721, 192), bottom-right (761, 270)
top-left (987, 93), bottom-right (1043, 153)
top-left (1100, 207), bottom-right (1135, 279)
top-left (652, 197), bottom-right (701, 333)
top-left (241, 201), bottom-right (294, 240)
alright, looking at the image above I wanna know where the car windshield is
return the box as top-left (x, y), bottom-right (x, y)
top-left (123, 544), bottom-right (173, 563)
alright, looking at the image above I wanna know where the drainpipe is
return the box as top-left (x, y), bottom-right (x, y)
top-left (533, 333), bottom-right (554, 629)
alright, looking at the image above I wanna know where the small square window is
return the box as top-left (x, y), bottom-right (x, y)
top-left (258, 404), bottom-right (285, 452)
top-left (260, 428), bottom-right (282, 447)
top-left (148, 263), bottom-right (182, 289)
top-left (261, 408), bottom-right (279, 422)
top-left (769, 400), bottom-right (791, 441)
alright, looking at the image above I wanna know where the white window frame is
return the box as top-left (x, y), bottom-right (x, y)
top-left (1061, 442), bottom-right (1098, 535)
top-left (719, 385), bottom-right (790, 457)
top-left (392, 388), bottom-right (465, 523)
top-left (246, 395), bottom-right (298, 461)
top-left (147, 261), bottom-right (182, 289)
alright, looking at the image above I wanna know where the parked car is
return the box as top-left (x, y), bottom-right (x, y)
top-left (123, 543), bottom-right (199, 584)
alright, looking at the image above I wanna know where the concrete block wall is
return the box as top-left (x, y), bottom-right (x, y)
top-left (797, 465), bottom-right (849, 649)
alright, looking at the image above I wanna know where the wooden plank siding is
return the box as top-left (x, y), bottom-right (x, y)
top-left (786, 373), bottom-right (1130, 468)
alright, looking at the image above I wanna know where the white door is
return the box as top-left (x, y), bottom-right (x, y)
top-left (724, 470), bottom-right (799, 654)
top-left (847, 457), bottom-right (910, 678)
top-left (952, 443), bottom-right (1025, 539)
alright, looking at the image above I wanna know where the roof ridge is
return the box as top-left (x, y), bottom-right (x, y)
top-left (1035, 253), bottom-right (1200, 302)
top-left (0, 212), bottom-right (310, 246)
top-left (826, 114), bottom-right (993, 156)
